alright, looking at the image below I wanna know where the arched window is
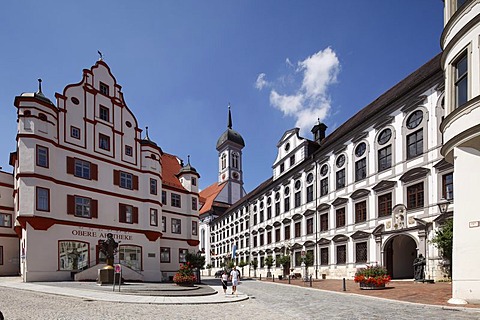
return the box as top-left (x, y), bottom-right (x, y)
top-left (221, 153), bottom-right (227, 170)
top-left (232, 152), bottom-right (239, 169)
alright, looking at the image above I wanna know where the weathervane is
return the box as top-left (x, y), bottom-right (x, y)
top-left (97, 50), bottom-right (103, 61)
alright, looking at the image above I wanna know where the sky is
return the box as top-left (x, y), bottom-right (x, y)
top-left (0, 0), bottom-right (444, 192)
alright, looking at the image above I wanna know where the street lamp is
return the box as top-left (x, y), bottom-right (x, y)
top-left (437, 198), bottom-right (450, 214)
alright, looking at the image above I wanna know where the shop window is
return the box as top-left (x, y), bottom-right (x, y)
top-left (160, 247), bottom-right (170, 263)
top-left (58, 241), bottom-right (89, 271)
top-left (119, 245), bottom-right (142, 270)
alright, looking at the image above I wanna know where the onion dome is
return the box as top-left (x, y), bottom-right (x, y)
top-left (216, 105), bottom-right (245, 149)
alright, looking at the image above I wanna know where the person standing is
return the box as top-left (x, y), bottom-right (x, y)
top-left (221, 270), bottom-right (229, 295)
top-left (229, 265), bottom-right (240, 296)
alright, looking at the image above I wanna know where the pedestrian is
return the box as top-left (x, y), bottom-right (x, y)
top-left (229, 265), bottom-right (240, 296)
top-left (221, 270), bottom-right (228, 295)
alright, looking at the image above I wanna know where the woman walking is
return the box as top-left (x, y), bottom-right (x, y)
top-left (221, 270), bottom-right (229, 295)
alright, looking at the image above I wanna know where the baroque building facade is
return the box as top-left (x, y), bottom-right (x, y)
top-left (204, 54), bottom-right (455, 282)
top-left (0, 59), bottom-right (200, 281)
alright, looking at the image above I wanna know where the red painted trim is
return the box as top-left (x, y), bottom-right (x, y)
top-left (0, 205), bottom-right (14, 211)
top-left (161, 236), bottom-right (200, 244)
top-left (0, 233), bottom-right (18, 238)
top-left (187, 239), bottom-right (200, 246)
top-left (14, 97), bottom-right (58, 114)
top-left (16, 216), bottom-right (162, 241)
top-left (17, 173), bottom-right (163, 206)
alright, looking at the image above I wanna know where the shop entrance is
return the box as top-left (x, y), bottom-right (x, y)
top-left (384, 234), bottom-right (417, 279)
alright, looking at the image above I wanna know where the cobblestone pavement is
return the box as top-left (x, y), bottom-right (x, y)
top-left (1, 279), bottom-right (480, 320)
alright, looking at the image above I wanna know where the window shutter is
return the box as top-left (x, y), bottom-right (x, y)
top-left (67, 195), bottom-right (75, 215)
top-left (133, 206), bottom-right (139, 224)
top-left (91, 199), bottom-right (98, 218)
top-left (91, 163), bottom-right (98, 181)
top-left (66, 157), bottom-right (75, 174)
top-left (119, 203), bottom-right (126, 222)
top-left (133, 175), bottom-right (139, 190)
top-left (113, 170), bottom-right (120, 186)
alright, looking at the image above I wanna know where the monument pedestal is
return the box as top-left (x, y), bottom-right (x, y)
top-left (97, 266), bottom-right (114, 285)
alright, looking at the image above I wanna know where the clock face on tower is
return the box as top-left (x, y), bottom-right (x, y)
top-left (221, 173), bottom-right (226, 180)
top-left (232, 172), bottom-right (239, 179)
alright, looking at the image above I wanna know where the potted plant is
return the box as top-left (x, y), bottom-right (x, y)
top-left (173, 262), bottom-right (197, 286)
top-left (354, 265), bottom-right (391, 289)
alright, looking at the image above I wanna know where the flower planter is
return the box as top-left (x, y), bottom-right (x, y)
top-left (359, 281), bottom-right (386, 290)
top-left (176, 282), bottom-right (195, 287)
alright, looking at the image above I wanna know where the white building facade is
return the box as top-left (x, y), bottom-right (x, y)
top-left (441, 0), bottom-right (480, 304)
top-left (207, 54), bottom-right (454, 282)
top-left (6, 59), bottom-right (199, 282)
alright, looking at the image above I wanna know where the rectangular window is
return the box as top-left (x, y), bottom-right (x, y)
top-left (150, 178), bottom-right (158, 195)
top-left (275, 228), bottom-right (280, 242)
top-left (253, 236), bottom-right (258, 247)
top-left (320, 247), bottom-right (329, 265)
top-left (0, 246), bottom-right (3, 265)
top-left (75, 159), bottom-right (91, 179)
top-left (259, 210), bottom-right (264, 223)
top-left (119, 204), bottom-right (137, 224)
top-left (36, 187), bottom-right (50, 211)
top-left (0, 213), bottom-right (12, 227)
top-left (355, 242), bottom-right (368, 263)
top-left (407, 130), bottom-right (423, 159)
top-left (336, 207), bottom-right (345, 228)
top-left (162, 191), bottom-right (167, 205)
top-left (71, 126), bottom-right (80, 139)
top-left (192, 177), bottom-right (197, 186)
top-left (443, 173), bottom-right (454, 201)
top-left (150, 208), bottom-right (158, 226)
top-left (192, 197), bottom-right (198, 211)
top-left (290, 155), bottom-right (295, 166)
top-left (320, 213), bottom-right (328, 231)
top-left (172, 218), bottom-right (181, 234)
top-left (280, 163), bottom-right (285, 173)
top-left (179, 249), bottom-right (188, 263)
top-left (336, 169), bottom-right (345, 190)
top-left (253, 214), bottom-right (257, 225)
top-left (162, 216), bottom-right (166, 232)
top-left (378, 193), bottom-right (392, 217)
top-left (378, 145), bottom-right (392, 171)
top-left (294, 191), bottom-right (301, 208)
top-left (407, 182), bottom-right (424, 209)
top-left (320, 178), bottom-right (328, 196)
top-left (266, 206), bottom-right (272, 220)
top-left (306, 217), bottom-right (313, 235)
top-left (336, 245), bottom-right (346, 264)
top-left (160, 247), bottom-right (170, 263)
top-left (99, 105), bottom-right (109, 122)
top-left (192, 221), bottom-right (198, 236)
top-left (260, 233), bottom-right (264, 246)
top-left (99, 82), bottom-right (109, 96)
top-left (355, 158), bottom-right (367, 181)
top-left (36, 145), bottom-right (49, 168)
top-left (120, 172), bottom-right (133, 189)
top-left (171, 193), bottom-right (181, 208)
top-left (125, 205), bottom-right (133, 223)
top-left (284, 197), bottom-right (290, 212)
top-left (99, 133), bottom-right (110, 151)
top-left (284, 225), bottom-right (290, 239)
top-left (75, 196), bottom-right (91, 218)
top-left (307, 185), bottom-right (313, 203)
top-left (125, 145), bottom-right (133, 156)
top-left (295, 221), bottom-right (301, 238)
top-left (58, 241), bottom-right (89, 270)
top-left (355, 201), bottom-right (367, 223)
top-left (275, 202), bottom-right (280, 216)
top-left (455, 52), bottom-right (468, 108)
top-left (295, 251), bottom-right (302, 267)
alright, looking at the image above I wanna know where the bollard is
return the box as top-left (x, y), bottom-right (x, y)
top-left (273, 274), bottom-right (275, 282)
top-left (343, 278), bottom-right (346, 291)
top-left (310, 275), bottom-right (312, 287)
top-left (260, 274), bottom-right (261, 281)
top-left (288, 275), bottom-right (291, 284)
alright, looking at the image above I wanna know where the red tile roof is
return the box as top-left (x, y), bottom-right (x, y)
top-left (199, 181), bottom-right (227, 214)
top-left (161, 153), bottom-right (187, 191)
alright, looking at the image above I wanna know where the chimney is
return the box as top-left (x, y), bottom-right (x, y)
top-left (311, 122), bottom-right (327, 144)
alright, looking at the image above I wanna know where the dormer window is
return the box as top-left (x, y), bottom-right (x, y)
top-left (99, 82), bottom-right (109, 96)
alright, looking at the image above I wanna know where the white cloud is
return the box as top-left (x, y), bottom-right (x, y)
top-left (255, 73), bottom-right (268, 90)
top-left (285, 58), bottom-right (294, 68)
top-left (267, 47), bottom-right (340, 135)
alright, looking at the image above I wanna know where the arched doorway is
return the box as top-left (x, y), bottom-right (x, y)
top-left (384, 234), bottom-right (417, 279)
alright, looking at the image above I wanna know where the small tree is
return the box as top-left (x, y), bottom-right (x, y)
top-left (304, 251), bottom-right (314, 275)
top-left (250, 259), bottom-right (258, 277)
top-left (185, 251), bottom-right (206, 284)
top-left (265, 256), bottom-right (274, 277)
top-left (206, 263), bottom-right (212, 276)
top-left (277, 255), bottom-right (291, 276)
top-left (431, 218), bottom-right (453, 277)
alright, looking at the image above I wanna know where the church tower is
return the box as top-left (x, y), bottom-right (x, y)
top-left (215, 105), bottom-right (245, 204)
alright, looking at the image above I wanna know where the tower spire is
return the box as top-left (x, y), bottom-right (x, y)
top-left (228, 103), bottom-right (232, 129)
top-left (37, 79), bottom-right (43, 94)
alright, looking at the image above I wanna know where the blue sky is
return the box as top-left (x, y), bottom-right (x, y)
top-left (0, 1), bottom-right (443, 192)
